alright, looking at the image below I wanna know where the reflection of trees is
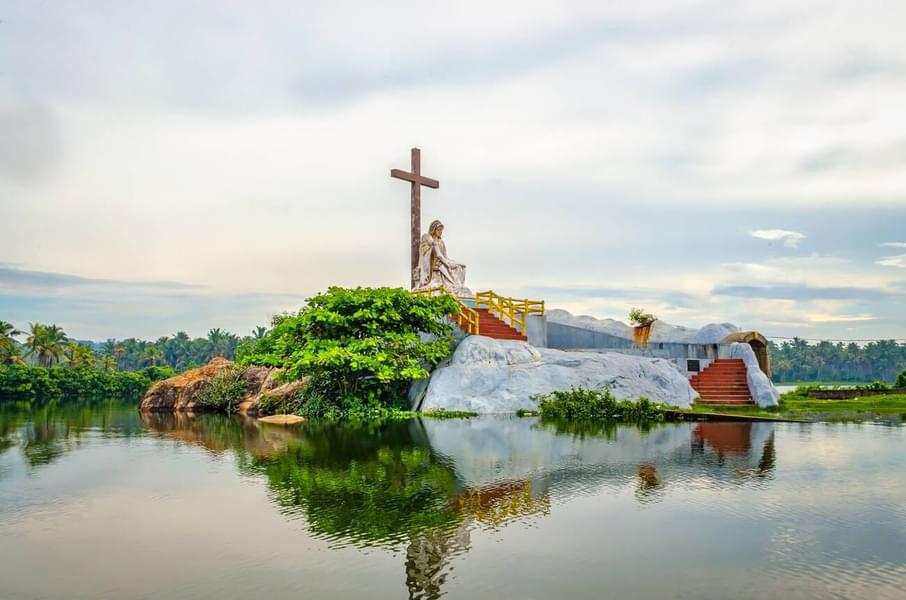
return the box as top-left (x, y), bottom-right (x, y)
top-left (0, 401), bottom-right (144, 472)
top-left (238, 422), bottom-right (463, 547)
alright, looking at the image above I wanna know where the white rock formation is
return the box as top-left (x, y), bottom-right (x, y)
top-left (546, 309), bottom-right (739, 344)
top-left (418, 336), bottom-right (697, 413)
top-left (727, 342), bottom-right (780, 407)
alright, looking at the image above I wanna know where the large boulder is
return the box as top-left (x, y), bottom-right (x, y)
top-left (418, 336), bottom-right (697, 413)
top-left (139, 358), bottom-right (298, 414)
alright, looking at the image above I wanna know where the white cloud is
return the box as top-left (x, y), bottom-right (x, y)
top-left (876, 254), bottom-right (906, 269)
top-left (882, 241), bottom-right (906, 248)
top-left (749, 229), bottom-right (807, 248)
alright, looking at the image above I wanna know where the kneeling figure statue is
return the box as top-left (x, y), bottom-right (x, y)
top-left (413, 220), bottom-right (474, 298)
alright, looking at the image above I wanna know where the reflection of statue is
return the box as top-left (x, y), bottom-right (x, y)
top-left (414, 220), bottom-right (473, 298)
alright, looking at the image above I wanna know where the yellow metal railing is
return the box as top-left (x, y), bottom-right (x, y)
top-left (475, 290), bottom-right (545, 335)
top-left (411, 287), bottom-right (481, 335)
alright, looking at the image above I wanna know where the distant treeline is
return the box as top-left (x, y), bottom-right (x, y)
top-left (0, 365), bottom-right (175, 403)
top-left (769, 338), bottom-right (906, 384)
top-left (1, 320), bottom-right (267, 372)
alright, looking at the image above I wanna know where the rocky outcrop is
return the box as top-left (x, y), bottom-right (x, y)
top-left (727, 343), bottom-right (780, 407)
top-left (139, 357), bottom-right (302, 415)
top-left (417, 336), bottom-right (697, 413)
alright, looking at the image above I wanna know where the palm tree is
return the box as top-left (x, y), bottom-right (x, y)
top-left (0, 320), bottom-right (25, 365)
top-left (142, 346), bottom-right (163, 367)
top-left (1, 320), bottom-right (23, 341)
top-left (113, 344), bottom-right (125, 370)
top-left (252, 326), bottom-right (268, 340)
top-left (64, 341), bottom-right (96, 368)
top-left (99, 353), bottom-right (117, 373)
top-left (25, 323), bottom-right (68, 367)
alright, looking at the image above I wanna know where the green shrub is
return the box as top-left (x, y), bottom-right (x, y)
top-left (240, 286), bottom-right (460, 419)
top-left (194, 366), bottom-right (245, 412)
top-left (535, 388), bottom-right (667, 422)
top-left (0, 365), bottom-right (151, 403)
top-left (896, 370), bottom-right (906, 389)
top-left (255, 390), bottom-right (304, 417)
top-left (862, 380), bottom-right (891, 391)
top-left (628, 308), bottom-right (657, 327)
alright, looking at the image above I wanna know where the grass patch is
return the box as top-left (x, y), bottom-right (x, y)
top-left (781, 392), bottom-right (906, 418)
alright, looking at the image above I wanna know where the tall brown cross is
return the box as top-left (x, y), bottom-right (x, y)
top-left (390, 147), bottom-right (439, 288)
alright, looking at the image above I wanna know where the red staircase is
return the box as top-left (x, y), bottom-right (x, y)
top-left (690, 359), bottom-right (753, 405)
top-left (455, 308), bottom-right (526, 341)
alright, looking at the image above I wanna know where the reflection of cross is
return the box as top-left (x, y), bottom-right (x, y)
top-left (391, 148), bottom-right (439, 288)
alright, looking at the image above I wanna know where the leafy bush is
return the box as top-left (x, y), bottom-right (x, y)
top-left (535, 388), bottom-right (667, 422)
top-left (255, 389), bottom-right (304, 417)
top-left (240, 287), bottom-right (460, 419)
top-left (194, 366), bottom-right (246, 412)
top-left (0, 365), bottom-right (152, 403)
top-left (896, 370), bottom-right (906, 389)
top-left (628, 308), bottom-right (657, 327)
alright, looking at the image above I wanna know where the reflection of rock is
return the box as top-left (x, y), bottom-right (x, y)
top-left (139, 411), bottom-right (302, 457)
top-left (420, 336), bottom-right (697, 413)
top-left (138, 358), bottom-right (304, 415)
top-left (423, 416), bottom-right (776, 492)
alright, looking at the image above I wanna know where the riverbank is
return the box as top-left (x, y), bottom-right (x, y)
top-left (690, 388), bottom-right (906, 423)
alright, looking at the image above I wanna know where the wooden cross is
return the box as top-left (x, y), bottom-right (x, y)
top-left (391, 147), bottom-right (439, 288)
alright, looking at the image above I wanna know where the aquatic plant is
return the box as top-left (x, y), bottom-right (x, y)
top-left (534, 388), bottom-right (667, 422)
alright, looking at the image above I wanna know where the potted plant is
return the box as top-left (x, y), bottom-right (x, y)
top-left (629, 308), bottom-right (657, 349)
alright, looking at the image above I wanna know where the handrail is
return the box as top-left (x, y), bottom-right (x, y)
top-left (411, 287), bottom-right (480, 335)
top-left (475, 290), bottom-right (545, 335)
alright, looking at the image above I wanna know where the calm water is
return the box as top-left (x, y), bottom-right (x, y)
top-left (1, 405), bottom-right (905, 600)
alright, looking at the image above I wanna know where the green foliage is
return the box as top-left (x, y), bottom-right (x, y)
top-left (194, 366), bottom-right (246, 412)
top-left (535, 388), bottom-right (667, 422)
top-left (255, 389), bottom-right (304, 417)
top-left (770, 338), bottom-right (906, 384)
top-left (240, 287), bottom-right (460, 419)
top-left (25, 323), bottom-right (68, 367)
top-left (863, 380), bottom-right (891, 391)
top-left (896, 370), bottom-right (906, 389)
top-left (0, 365), bottom-right (154, 403)
top-left (628, 308), bottom-right (656, 327)
top-left (419, 409), bottom-right (479, 419)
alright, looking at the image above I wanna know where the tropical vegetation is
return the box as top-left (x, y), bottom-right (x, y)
top-left (0, 364), bottom-right (169, 403)
top-left (769, 338), bottom-right (906, 384)
top-left (239, 286), bottom-right (460, 419)
top-left (535, 388), bottom-right (668, 422)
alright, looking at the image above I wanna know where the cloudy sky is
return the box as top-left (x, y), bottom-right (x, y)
top-left (1, 0), bottom-right (905, 341)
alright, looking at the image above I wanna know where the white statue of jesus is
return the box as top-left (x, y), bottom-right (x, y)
top-left (414, 220), bottom-right (474, 298)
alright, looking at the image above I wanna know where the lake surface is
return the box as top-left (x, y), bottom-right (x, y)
top-left (1, 404), bottom-right (904, 600)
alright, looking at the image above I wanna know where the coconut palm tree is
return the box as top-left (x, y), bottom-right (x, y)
top-left (142, 345), bottom-right (163, 367)
top-left (1, 320), bottom-right (22, 341)
top-left (99, 353), bottom-right (117, 373)
top-left (252, 326), bottom-right (268, 340)
top-left (25, 323), bottom-right (68, 367)
top-left (0, 321), bottom-right (25, 365)
top-left (64, 341), bottom-right (97, 368)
